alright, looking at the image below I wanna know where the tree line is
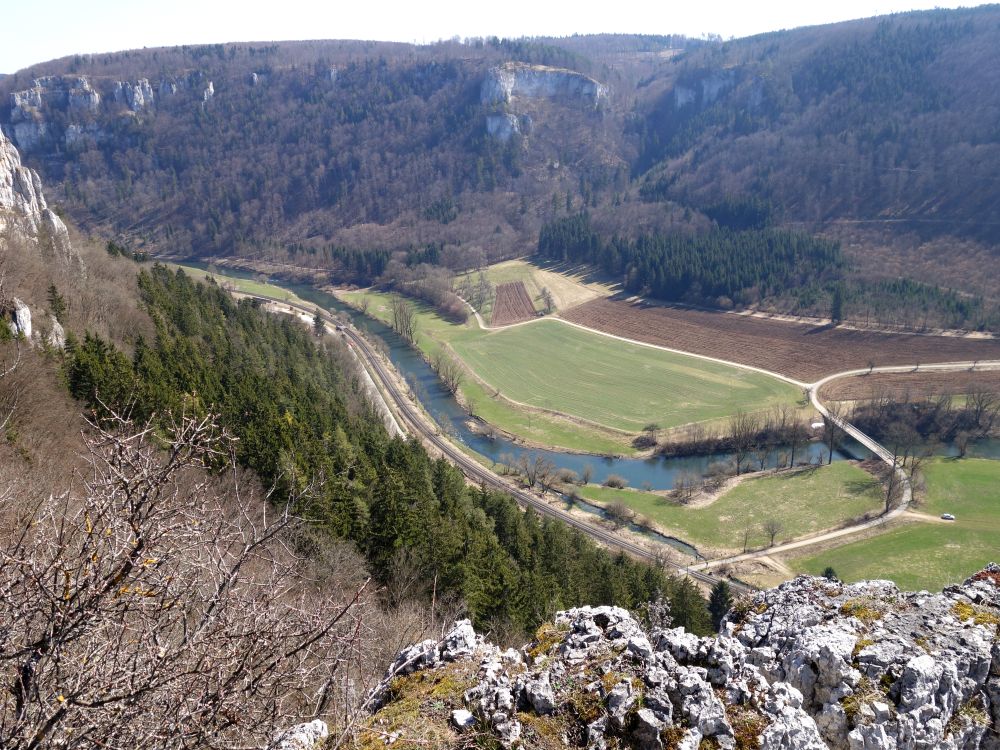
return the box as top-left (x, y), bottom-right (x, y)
top-left (538, 212), bottom-right (842, 307)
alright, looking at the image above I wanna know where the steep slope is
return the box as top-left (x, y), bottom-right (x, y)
top-left (0, 40), bottom-right (639, 263)
top-left (360, 567), bottom-right (1000, 749)
top-left (4, 10), bottom-right (1000, 301)
top-left (0, 126), bottom-right (78, 345)
top-left (631, 6), bottom-right (1000, 294)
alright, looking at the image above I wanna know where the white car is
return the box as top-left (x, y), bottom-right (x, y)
top-left (941, 513), bottom-right (956, 521)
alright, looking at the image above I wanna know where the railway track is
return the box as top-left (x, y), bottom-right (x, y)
top-left (243, 291), bottom-right (751, 594)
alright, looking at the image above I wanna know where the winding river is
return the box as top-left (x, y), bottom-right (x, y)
top-left (190, 264), bottom-right (867, 486)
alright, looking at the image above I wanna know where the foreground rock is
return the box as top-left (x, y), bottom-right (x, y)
top-left (359, 567), bottom-right (1000, 748)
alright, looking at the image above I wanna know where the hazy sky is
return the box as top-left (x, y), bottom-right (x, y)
top-left (0, 0), bottom-right (974, 74)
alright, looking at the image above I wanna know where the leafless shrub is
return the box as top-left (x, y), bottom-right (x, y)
top-left (0, 408), bottom-right (372, 748)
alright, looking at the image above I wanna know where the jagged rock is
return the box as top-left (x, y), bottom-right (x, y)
top-left (0, 128), bottom-right (77, 266)
top-left (272, 719), bottom-right (328, 750)
top-left (114, 79), bottom-right (155, 111)
top-left (203, 82), bottom-right (215, 102)
top-left (525, 671), bottom-right (556, 714)
top-left (2, 298), bottom-right (31, 339)
top-left (480, 62), bottom-right (608, 107)
top-left (42, 315), bottom-right (65, 349)
top-left (363, 569), bottom-right (1000, 748)
top-left (451, 709), bottom-right (475, 729)
top-left (485, 113), bottom-right (519, 141)
top-left (632, 708), bottom-right (665, 749)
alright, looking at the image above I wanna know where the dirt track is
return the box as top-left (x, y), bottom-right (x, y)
top-left (562, 298), bottom-right (1000, 382)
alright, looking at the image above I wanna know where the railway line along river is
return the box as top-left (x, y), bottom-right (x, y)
top-left (187, 264), bottom-right (861, 487)
top-left (184, 264), bottom-right (1000, 564)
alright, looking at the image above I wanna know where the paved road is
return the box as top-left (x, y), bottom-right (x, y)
top-left (243, 292), bottom-right (752, 594)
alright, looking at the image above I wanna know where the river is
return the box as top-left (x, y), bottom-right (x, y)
top-left (187, 263), bottom-right (870, 490)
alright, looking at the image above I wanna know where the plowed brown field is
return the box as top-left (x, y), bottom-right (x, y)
top-left (820, 370), bottom-right (1000, 402)
top-left (491, 281), bottom-right (537, 326)
top-left (561, 298), bottom-right (1000, 382)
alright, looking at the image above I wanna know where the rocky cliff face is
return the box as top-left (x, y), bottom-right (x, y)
top-left (0, 126), bottom-right (75, 346)
top-left (358, 567), bottom-right (1000, 749)
top-left (0, 126), bottom-right (71, 255)
top-left (481, 62), bottom-right (608, 107)
top-left (6, 72), bottom-right (209, 153)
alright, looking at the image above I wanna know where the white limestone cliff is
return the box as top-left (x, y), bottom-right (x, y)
top-left (0, 127), bottom-right (79, 347)
top-left (481, 62), bottom-right (608, 107)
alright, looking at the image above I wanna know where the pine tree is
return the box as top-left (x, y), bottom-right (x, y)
top-left (708, 581), bottom-right (734, 631)
top-left (47, 283), bottom-right (67, 324)
top-left (312, 308), bottom-right (325, 337)
top-left (831, 285), bottom-right (845, 324)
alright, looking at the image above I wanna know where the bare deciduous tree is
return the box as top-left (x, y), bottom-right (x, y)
top-left (763, 518), bottom-right (784, 547)
top-left (729, 411), bottom-right (760, 475)
top-left (390, 294), bottom-right (417, 343)
top-left (0, 409), bottom-right (371, 749)
top-left (605, 501), bottom-right (634, 529)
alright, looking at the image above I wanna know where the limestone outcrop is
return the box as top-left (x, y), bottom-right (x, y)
top-left (481, 62), bottom-right (608, 107)
top-left (1, 126), bottom-right (79, 348)
top-left (0, 126), bottom-right (72, 260)
top-left (360, 567), bottom-right (1000, 749)
top-left (114, 78), bottom-right (155, 111)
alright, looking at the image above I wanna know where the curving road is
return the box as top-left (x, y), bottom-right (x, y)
top-left (240, 291), bottom-right (751, 594)
top-left (691, 359), bottom-right (1000, 570)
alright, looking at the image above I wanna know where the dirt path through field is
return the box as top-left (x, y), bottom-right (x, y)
top-left (562, 297), bottom-right (1000, 382)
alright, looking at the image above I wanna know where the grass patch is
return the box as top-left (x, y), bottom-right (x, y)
top-left (840, 599), bottom-right (887, 625)
top-left (353, 661), bottom-right (478, 749)
top-left (790, 458), bottom-right (1000, 590)
top-left (168, 264), bottom-right (314, 307)
top-left (451, 320), bottom-right (800, 434)
top-left (580, 463), bottom-right (883, 553)
top-left (841, 676), bottom-right (886, 724)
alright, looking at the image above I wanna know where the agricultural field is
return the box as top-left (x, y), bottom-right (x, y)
top-left (789, 457), bottom-right (1000, 590)
top-left (491, 282), bottom-right (537, 326)
top-left (456, 259), bottom-right (615, 319)
top-left (820, 370), bottom-right (1000, 403)
top-left (451, 321), bottom-right (800, 434)
top-left (578, 462), bottom-right (884, 555)
top-left (340, 288), bottom-right (802, 454)
top-left (561, 298), bottom-right (1000, 383)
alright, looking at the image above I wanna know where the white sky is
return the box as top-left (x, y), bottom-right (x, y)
top-left (0, 0), bottom-right (976, 74)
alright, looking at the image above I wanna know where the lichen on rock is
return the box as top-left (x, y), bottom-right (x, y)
top-left (360, 566), bottom-right (1000, 749)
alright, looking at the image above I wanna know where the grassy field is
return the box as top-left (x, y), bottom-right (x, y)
top-left (579, 462), bottom-right (884, 554)
top-left (451, 322), bottom-right (801, 433)
top-left (456, 259), bottom-right (615, 318)
top-left (341, 288), bottom-right (802, 454)
top-left (789, 458), bottom-right (1000, 590)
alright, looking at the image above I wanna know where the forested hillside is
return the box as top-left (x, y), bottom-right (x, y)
top-left (64, 265), bottom-right (710, 634)
top-left (4, 7), bottom-right (1000, 319)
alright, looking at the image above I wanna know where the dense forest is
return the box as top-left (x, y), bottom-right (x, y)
top-left (5, 7), bottom-right (1000, 323)
top-left (64, 266), bottom-right (710, 634)
top-left (538, 212), bottom-right (1000, 329)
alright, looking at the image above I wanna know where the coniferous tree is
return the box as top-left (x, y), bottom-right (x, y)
top-left (708, 580), bottom-right (734, 631)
